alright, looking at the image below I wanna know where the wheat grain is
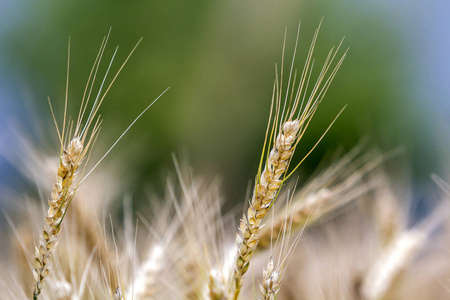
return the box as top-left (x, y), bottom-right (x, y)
top-left (232, 115), bottom-right (299, 299)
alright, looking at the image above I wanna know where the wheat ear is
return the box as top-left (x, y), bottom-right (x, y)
top-left (32, 35), bottom-right (103, 298)
top-left (231, 22), bottom-right (347, 299)
top-left (32, 31), bottom-right (147, 298)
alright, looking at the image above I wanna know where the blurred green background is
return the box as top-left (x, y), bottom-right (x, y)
top-left (0, 0), bottom-right (448, 211)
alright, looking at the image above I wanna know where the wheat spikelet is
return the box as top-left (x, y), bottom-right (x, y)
top-left (1, 125), bottom-right (127, 298)
top-left (231, 22), bottom-right (347, 299)
top-left (258, 217), bottom-right (290, 299)
top-left (2, 147), bottom-right (126, 298)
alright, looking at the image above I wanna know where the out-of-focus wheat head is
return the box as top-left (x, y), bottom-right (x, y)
top-left (125, 158), bottom-right (236, 300)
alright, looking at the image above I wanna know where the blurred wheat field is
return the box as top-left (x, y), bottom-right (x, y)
top-left (1, 17), bottom-right (450, 300)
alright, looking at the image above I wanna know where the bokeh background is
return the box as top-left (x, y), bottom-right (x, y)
top-left (0, 0), bottom-right (449, 213)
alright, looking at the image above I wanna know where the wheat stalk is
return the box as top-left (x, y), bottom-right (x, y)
top-left (32, 35), bottom-right (103, 296)
top-left (32, 30), bottom-right (150, 298)
top-left (231, 22), bottom-right (347, 299)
